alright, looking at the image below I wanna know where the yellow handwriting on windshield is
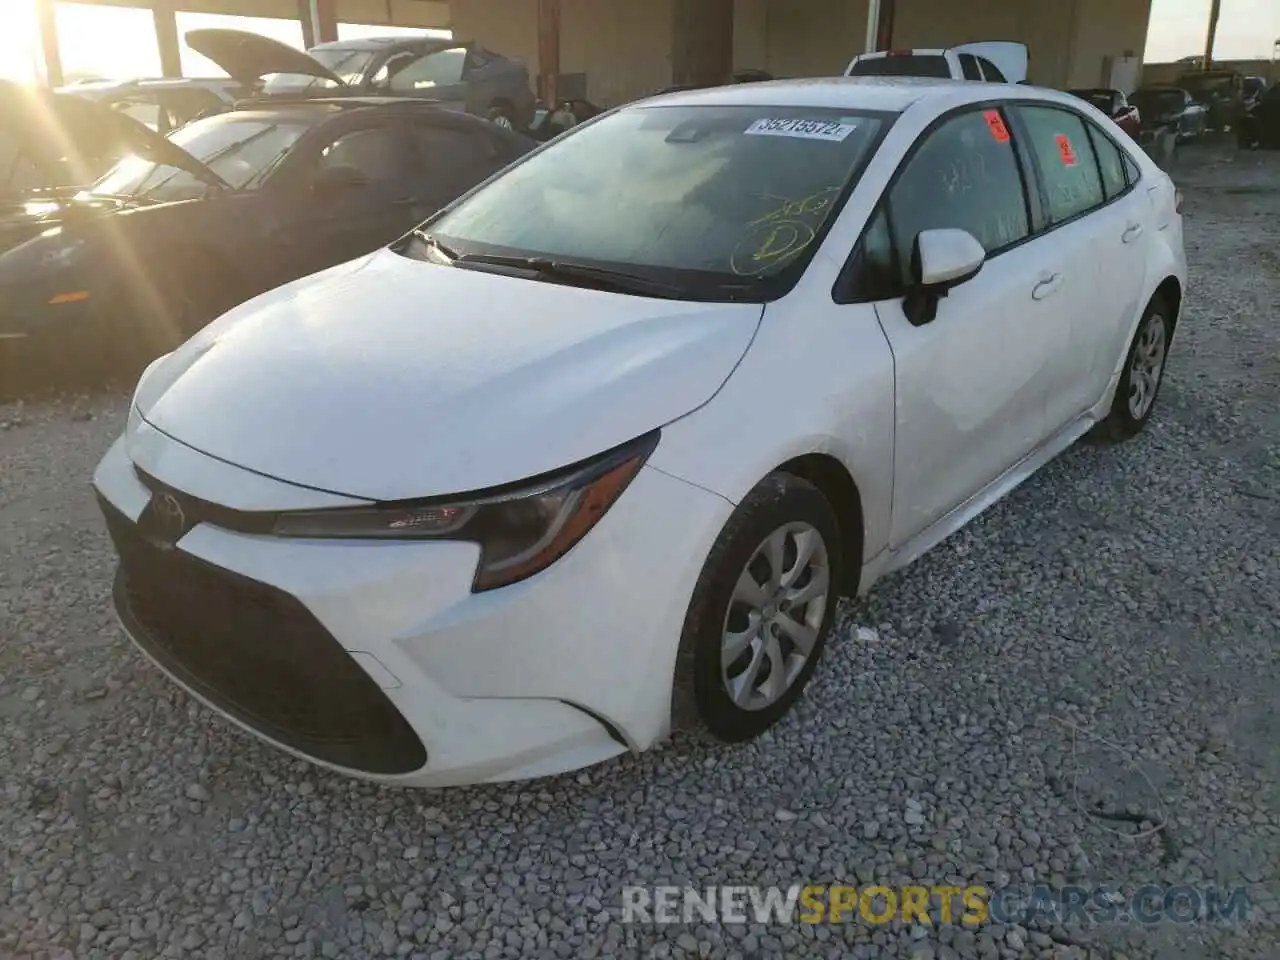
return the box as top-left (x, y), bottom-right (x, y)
top-left (731, 186), bottom-right (840, 277)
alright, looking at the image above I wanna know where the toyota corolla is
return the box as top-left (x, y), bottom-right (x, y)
top-left (93, 78), bottom-right (1186, 786)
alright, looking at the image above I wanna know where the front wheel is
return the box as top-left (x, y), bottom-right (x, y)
top-left (1093, 297), bottom-right (1173, 443)
top-left (673, 473), bottom-right (843, 742)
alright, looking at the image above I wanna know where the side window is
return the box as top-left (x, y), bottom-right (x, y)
top-left (960, 55), bottom-right (983, 81)
top-left (408, 123), bottom-right (500, 197)
top-left (1016, 106), bottom-right (1105, 222)
top-left (885, 107), bottom-right (1030, 284)
top-left (318, 125), bottom-right (407, 183)
top-left (1122, 152), bottom-right (1141, 185)
top-left (977, 58), bottom-right (1007, 83)
top-left (387, 48), bottom-right (468, 92)
top-left (1086, 123), bottom-right (1128, 200)
top-left (846, 207), bottom-right (898, 301)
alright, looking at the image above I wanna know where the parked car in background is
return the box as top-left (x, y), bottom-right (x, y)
top-left (0, 97), bottom-right (534, 387)
top-left (1068, 88), bottom-right (1142, 140)
top-left (185, 29), bottom-right (536, 131)
top-left (528, 98), bottom-right (603, 141)
top-left (61, 77), bottom-right (245, 135)
top-left (1242, 75), bottom-right (1269, 112)
top-left (1130, 85), bottom-right (1208, 142)
top-left (1175, 69), bottom-right (1245, 132)
top-left (655, 68), bottom-right (775, 96)
top-left (1238, 81), bottom-right (1280, 149)
top-left (845, 42), bottom-right (1029, 83)
top-left (1, 81), bottom-right (177, 252)
top-left (91, 78), bottom-right (1184, 786)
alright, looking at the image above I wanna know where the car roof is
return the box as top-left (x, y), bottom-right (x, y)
top-left (635, 76), bottom-right (1037, 113)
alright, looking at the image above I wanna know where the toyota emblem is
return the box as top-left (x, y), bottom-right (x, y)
top-left (155, 492), bottom-right (186, 538)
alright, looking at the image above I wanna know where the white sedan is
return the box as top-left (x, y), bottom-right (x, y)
top-left (93, 78), bottom-right (1186, 786)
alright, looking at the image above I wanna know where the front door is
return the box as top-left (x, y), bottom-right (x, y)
top-left (864, 106), bottom-right (1064, 547)
top-left (281, 119), bottom-right (419, 278)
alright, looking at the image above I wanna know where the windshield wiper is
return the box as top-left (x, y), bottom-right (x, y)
top-left (409, 230), bottom-right (462, 261)
top-left (452, 253), bottom-right (697, 299)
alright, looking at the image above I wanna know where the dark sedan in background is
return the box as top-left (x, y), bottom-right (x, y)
top-left (1239, 81), bottom-right (1280, 149)
top-left (0, 96), bottom-right (534, 389)
top-left (186, 28), bottom-right (537, 131)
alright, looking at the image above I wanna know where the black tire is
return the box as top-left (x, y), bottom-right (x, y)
top-left (1092, 296), bottom-right (1173, 444)
top-left (672, 472), bottom-right (843, 742)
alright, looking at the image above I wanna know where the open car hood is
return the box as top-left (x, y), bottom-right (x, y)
top-left (185, 28), bottom-right (346, 87)
top-left (0, 84), bottom-right (226, 195)
top-left (951, 41), bottom-right (1029, 84)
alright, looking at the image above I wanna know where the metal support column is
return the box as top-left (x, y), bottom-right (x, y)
top-left (537, 0), bottom-right (561, 106)
top-left (1202, 0), bottom-right (1221, 70)
top-left (154, 1), bottom-right (183, 78)
top-left (35, 0), bottom-right (63, 87)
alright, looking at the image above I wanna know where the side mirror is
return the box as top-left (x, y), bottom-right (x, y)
top-left (312, 164), bottom-right (368, 195)
top-left (903, 228), bottom-right (986, 326)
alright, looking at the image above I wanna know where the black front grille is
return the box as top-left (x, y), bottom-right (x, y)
top-left (100, 495), bottom-right (427, 776)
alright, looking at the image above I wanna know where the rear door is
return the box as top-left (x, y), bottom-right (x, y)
top-left (1010, 103), bottom-right (1147, 426)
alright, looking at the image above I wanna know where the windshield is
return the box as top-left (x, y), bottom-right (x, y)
top-left (261, 47), bottom-right (376, 94)
top-left (848, 55), bottom-right (951, 78)
top-left (90, 115), bottom-right (308, 202)
top-left (416, 104), bottom-right (889, 301)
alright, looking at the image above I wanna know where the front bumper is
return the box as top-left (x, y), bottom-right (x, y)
top-left (93, 422), bottom-right (732, 786)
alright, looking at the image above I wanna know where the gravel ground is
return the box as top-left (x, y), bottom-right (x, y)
top-left (1, 146), bottom-right (1277, 960)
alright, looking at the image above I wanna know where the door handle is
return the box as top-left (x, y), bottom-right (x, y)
top-left (1122, 223), bottom-right (1144, 243)
top-left (1032, 273), bottom-right (1062, 301)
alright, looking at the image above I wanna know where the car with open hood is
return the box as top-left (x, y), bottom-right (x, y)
top-left (0, 81), bottom-right (214, 255)
top-left (186, 28), bottom-right (536, 131)
top-left (93, 77), bottom-right (1186, 787)
top-left (0, 95), bottom-right (534, 389)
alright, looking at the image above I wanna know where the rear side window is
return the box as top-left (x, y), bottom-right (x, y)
top-left (960, 55), bottom-right (983, 81)
top-left (1016, 106), bottom-right (1105, 222)
top-left (885, 107), bottom-right (1030, 283)
top-left (1087, 124), bottom-right (1128, 200)
top-left (848, 55), bottom-right (952, 79)
top-left (977, 57), bottom-right (1007, 82)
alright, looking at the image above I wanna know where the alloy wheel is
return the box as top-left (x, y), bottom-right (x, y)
top-left (720, 522), bottom-right (831, 712)
top-left (1128, 312), bottom-right (1168, 420)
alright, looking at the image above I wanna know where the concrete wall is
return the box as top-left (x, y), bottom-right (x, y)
top-left (561, 0), bottom-right (673, 103)
top-left (451, 0), bottom-right (539, 73)
top-left (733, 0), bottom-right (869, 78)
top-left (1142, 59), bottom-right (1279, 86)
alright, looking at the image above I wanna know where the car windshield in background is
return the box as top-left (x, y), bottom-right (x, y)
top-left (262, 48), bottom-right (377, 93)
top-left (417, 104), bottom-right (889, 300)
top-left (91, 116), bottom-right (309, 202)
top-left (848, 56), bottom-right (951, 78)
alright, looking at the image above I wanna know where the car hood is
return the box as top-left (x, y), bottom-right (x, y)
top-left (0, 85), bottom-right (225, 191)
top-left (185, 29), bottom-right (345, 86)
top-left (135, 249), bottom-right (763, 501)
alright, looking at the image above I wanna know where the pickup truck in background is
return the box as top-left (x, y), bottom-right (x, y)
top-left (844, 42), bottom-right (1029, 84)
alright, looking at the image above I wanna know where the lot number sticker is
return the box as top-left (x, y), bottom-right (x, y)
top-left (983, 110), bottom-right (1010, 143)
top-left (745, 118), bottom-right (857, 142)
top-left (1055, 133), bottom-right (1078, 167)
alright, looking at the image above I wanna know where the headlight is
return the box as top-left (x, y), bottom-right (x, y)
top-left (271, 431), bottom-right (659, 591)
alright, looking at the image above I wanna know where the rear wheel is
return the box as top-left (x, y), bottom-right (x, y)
top-left (673, 473), bottom-right (843, 742)
top-left (1093, 297), bottom-right (1172, 443)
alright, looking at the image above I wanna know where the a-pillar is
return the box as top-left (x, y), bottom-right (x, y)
top-left (154, 0), bottom-right (183, 78)
top-left (536, 0), bottom-right (560, 106)
top-left (35, 0), bottom-right (63, 87)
